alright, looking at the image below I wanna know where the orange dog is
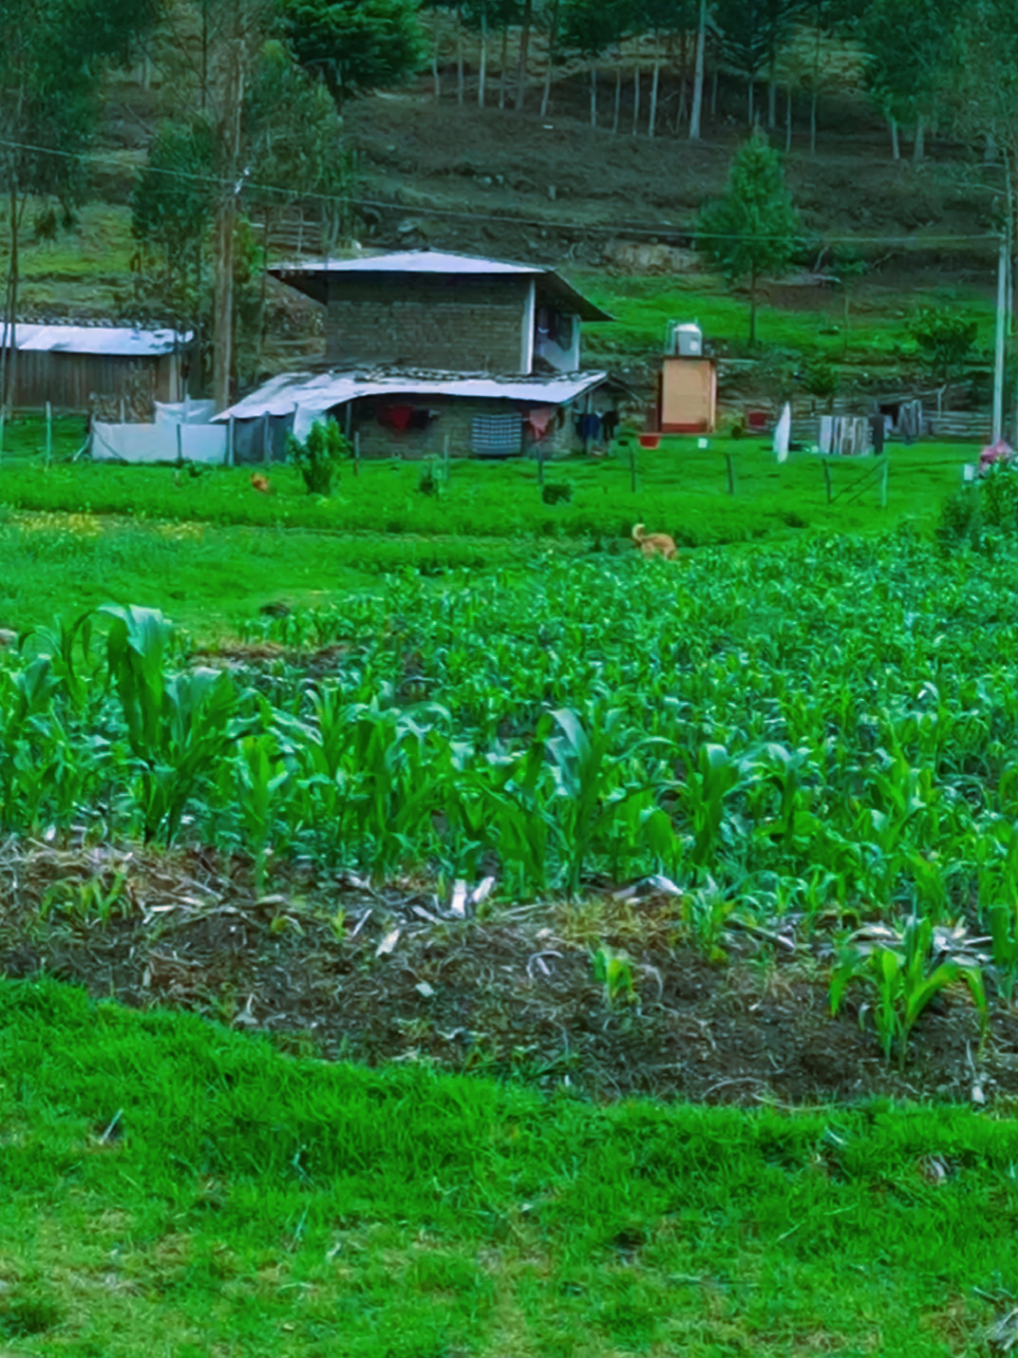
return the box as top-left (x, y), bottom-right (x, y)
top-left (632, 523), bottom-right (677, 560)
top-left (250, 473), bottom-right (273, 494)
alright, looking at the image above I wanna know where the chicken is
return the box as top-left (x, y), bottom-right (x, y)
top-left (250, 473), bottom-right (272, 494)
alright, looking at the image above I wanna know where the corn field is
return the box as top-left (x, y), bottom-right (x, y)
top-left (2, 533), bottom-right (1017, 939)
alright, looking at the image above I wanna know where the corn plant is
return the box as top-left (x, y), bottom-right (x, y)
top-left (592, 945), bottom-right (637, 1007)
top-left (831, 915), bottom-right (987, 1068)
top-left (236, 734), bottom-right (290, 897)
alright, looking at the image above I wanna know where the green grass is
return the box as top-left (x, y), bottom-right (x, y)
top-left (0, 420), bottom-right (972, 634)
top-left (576, 270), bottom-right (999, 364)
top-left (0, 976), bottom-right (1010, 1357)
top-left (2, 422), bottom-right (971, 534)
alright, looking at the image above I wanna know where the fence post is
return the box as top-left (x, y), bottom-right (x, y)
top-left (443, 433), bottom-right (451, 482)
top-left (725, 452), bottom-right (736, 496)
top-left (629, 439), bottom-right (637, 493)
top-left (880, 457), bottom-right (889, 509)
top-left (262, 412), bottom-right (271, 465)
top-left (1, 408), bottom-right (6, 463)
top-left (823, 459), bottom-right (833, 504)
top-left (354, 431), bottom-right (360, 477)
top-left (227, 416), bottom-right (235, 467)
top-left (176, 421), bottom-right (183, 466)
top-left (45, 401), bottom-right (52, 466)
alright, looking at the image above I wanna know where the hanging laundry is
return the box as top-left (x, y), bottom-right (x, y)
top-left (526, 406), bottom-right (556, 442)
top-left (869, 412), bottom-right (886, 455)
top-left (601, 410), bottom-right (620, 442)
top-left (472, 414), bottom-right (522, 457)
top-left (378, 404), bottom-right (414, 432)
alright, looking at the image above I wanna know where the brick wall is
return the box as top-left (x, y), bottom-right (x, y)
top-left (348, 394), bottom-right (585, 460)
top-left (326, 275), bottom-right (531, 371)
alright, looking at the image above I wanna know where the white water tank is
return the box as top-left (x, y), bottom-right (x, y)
top-left (671, 323), bottom-right (703, 357)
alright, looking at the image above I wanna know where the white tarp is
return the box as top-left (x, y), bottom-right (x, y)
top-left (92, 420), bottom-right (227, 465)
top-left (292, 403), bottom-right (334, 443)
top-left (155, 399), bottom-right (218, 426)
top-left (774, 402), bottom-right (791, 463)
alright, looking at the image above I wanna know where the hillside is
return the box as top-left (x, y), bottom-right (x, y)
top-left (6, 57), bottom-right (1005, 404)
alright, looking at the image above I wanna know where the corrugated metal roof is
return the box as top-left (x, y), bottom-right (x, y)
top-left (214, 367), bottom-right (610, 422)
top-left (6, 324), bottom-right (190, 357)
top-left (268, 249), bottom-right (613, 323)
top-left (271, 249), bottom-right (537, 276)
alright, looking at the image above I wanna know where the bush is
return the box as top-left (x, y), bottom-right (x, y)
top-left (803, 357), bottom-right (839, 410)
top-left (287, 420), bottom-right (349, 496)
top-left (541, 481), bottom-right (573, 505)
top-left (935, 491), bottom-right (981, 551)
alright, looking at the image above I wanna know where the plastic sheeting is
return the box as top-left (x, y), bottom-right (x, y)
top-left (91, 420), bottom-right (227, 464)
top-left (773, 403), bottom-right (791, 463)
top-left (155, 399), bottom-right (218, 426)
top-left (293, 404), bottom-right (334, 443)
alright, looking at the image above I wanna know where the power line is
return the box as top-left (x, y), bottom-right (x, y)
top-left (0, 133), bottom-right (1005, 249)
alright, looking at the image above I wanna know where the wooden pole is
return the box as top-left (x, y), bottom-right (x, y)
top-left (227, 415), bottom-right (235, 467)
top-left (45, 401), bottom-right (52, 465)
top-left (725, 452), bottom-right (736, 496)
top-left (354, 430), bottom-right (360, 477)
top-left (176, 421), bottom-right (183, 466)
top-left (629, 438), bottom-right (637, 493)
top-left (0, 409), bottom-right (5, 462)
top-left (443, 432), bottom-right (451, 481)
top-left (880, 457), bottom-right (889, 509)
top-left (823, 459), bottom-right (832, 503)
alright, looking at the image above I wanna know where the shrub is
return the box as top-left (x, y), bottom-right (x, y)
top-left (287, 420), bottom-right (348, 496)
top-left (541, 482), bottom-right (573, 505)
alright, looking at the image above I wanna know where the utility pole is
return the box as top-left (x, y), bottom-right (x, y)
top-left (213, 40), bottom-right (244, 412)
top-left (994, 234), bottom-right (1008, 443)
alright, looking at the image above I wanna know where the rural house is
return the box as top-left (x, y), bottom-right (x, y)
top-left (216, 249), bottom-right (619, 462)
top-left (4, 323), bottom-right (189, 413)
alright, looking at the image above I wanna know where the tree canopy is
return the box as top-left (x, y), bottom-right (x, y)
top-left (697, 129), bottom-right (801, 345)
top-left (279, 0), bottom-right (429, 103)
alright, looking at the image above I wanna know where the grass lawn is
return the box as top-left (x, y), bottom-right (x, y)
top-left (576, 270), bottom-right (999, 366)
top-left (0, 976), bottom-right (1011, 1357)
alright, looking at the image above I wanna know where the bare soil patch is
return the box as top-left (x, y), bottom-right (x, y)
top-left (1, 840), bottom-right (1012, 1106)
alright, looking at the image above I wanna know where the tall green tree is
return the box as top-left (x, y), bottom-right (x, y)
top-left (0, 0), bottom-right (159, 410)
top-left (279, 0), bottom-right (429, 104)
top-left (561, 0), bottom-right (633, 130)
top-left (715, 0), bottom-right (770, 125)
top-left (860, 0), bottom-right (965, 162)
top-left (697, 128), bottom-right (800, 345)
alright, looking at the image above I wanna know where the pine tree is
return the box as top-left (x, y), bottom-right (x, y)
top-left (697, 129), bottom-right (800, 345)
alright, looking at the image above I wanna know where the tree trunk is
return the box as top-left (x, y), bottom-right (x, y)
top-left (648, 56), bottom-right (661, 138)
top-left (433, 29), bottom-right (441, 102)
top-left (478, 5), bottom-right (487, 107)
top-left (613, 65), bottom-right (622, 133)
top-left (632, 66), bottom-right (641, 136)
top-left (690, 0), bottom-right (706, 141)
top-left (5, 191), bottom-right (20, 414)
top-left (889, 114), bottom-right (900, 160)
top-left (457, 6), bottom-right (464, 105)
top-left (499, 24), bottom-right (509, 109)
top-left (540, 0), bottom-right (560, 118)
top-left (676, 76), bottom-right (687, 132)
top-left (768, 56), bottom-right (777, 128)
top-left (515, 0), bottom-right (533, 111)
top-left (810, 89), bottom-right (818, 156)
top-left (913, 117), bottom-right (925, 163)
top-left (213, 46), bottom-right (244, 413)
top-left (786, 85), bottom-right (792, 153)
top-left (749, 269), bottom-right (758, 347)
top-left (747, 79), bottom-right (754, 128)
top-left (589, 65), bottom-right (597, 128)
top-left (711, 64), bottom-right (718, 118)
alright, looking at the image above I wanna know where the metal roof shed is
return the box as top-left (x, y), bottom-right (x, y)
top-left (4, 324), bottom-right (191, 411)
